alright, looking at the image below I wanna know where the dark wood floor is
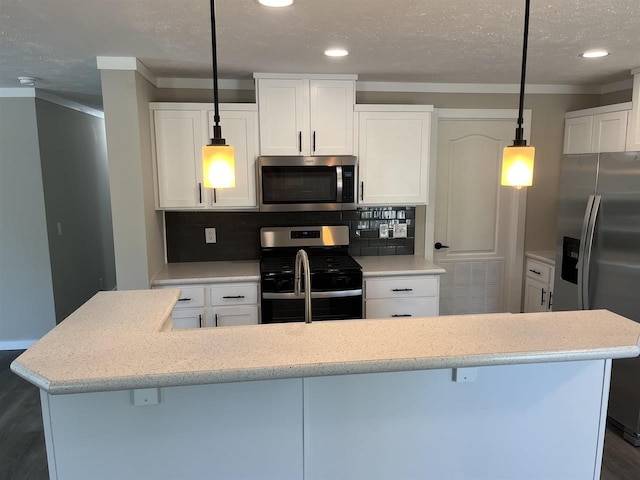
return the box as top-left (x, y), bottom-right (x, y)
top-left (2, 350), bottom-right (640, 480)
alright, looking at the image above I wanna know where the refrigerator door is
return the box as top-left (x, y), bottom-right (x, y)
top-left (592, 152), bottom-right (640, 444)
top-left (553, 154), bottom-right (598, 312)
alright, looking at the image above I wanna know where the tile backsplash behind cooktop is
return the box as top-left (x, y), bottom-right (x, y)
top-left (165, 207), bottom-right (415, 263)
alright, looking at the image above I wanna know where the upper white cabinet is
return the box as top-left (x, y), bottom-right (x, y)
top-left (626, 70), bottom-right (640, 151)
top-left (356, 105), bottom-right (432, 205)
top-left (151, 103), bottom-right (258, 210)
top-left (563, 103), bottom-right (631, 154)
top-left (255, 74), bottom-right (356, 156)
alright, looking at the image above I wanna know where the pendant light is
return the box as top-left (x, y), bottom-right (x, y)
top-left (203, 0), bottom-right (235, 189)
top-left (501, 0), bottom-right (535, 189)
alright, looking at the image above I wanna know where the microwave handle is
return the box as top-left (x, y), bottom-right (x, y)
top-left (336, 166), bottom-right (343, 201)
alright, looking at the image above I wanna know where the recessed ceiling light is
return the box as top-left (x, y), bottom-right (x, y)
top-left (258, 0), bottom-right (293, 7)
top-left (324, 49), bottom-right (349, 57)
top-left (580, 50), bottom-right (609, 58)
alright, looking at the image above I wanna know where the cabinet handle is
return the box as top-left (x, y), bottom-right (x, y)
top-left (198, 183), bottom-right (202, 204)
top-left (392, 288), bottom-right (413, 292)
top-left (213, 188), bottom-right (217, 204)
top-left (529, 269), bottom-right (541, 275)
top-left (215, 313), bottom-right (219, 327)
top-left (298, 131), bottom-right (302, 153)
top-left (222, 295), bottom-right (245, 299)
top-left (198, 314), bottom-right (202, 328)
top-left (313, 131), bottom-right (316, 153)
top-left (541, 288), bottom-right (546, 306)
top-left (360, 181), bottom-right (364, 201)
top-left (178, 298), bottom-right (191, 302)
top-left (392, 314), bottom-right (412, 317)
top-left (548, 291), bottom-right (553, 310)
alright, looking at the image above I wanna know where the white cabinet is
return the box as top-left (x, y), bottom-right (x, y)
top-left (153, 110), bottom-right (205, 208)
top-left (364, 275), bottom-right (439, 319)
top-left (151, 103), bottom-right (258, 210)
top-left (356, 106), bottom-right (432, 205)
top-left (523, 254), bottom-right (555, 312)
top-left (563, 104), bottom-right (631, 154)
top-left (626, 70), bottom-right (640, 151)
top-left (155, 281), bottom-right (260, 328)
top-left (255, 76), bottom-right (355, 156)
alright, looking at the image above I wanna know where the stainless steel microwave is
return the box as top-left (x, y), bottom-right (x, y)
top-left (257, 156), bottom-right (358, 212)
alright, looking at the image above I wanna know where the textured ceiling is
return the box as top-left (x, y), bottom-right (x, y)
top-left (1, 0), bottom-right (639, 109)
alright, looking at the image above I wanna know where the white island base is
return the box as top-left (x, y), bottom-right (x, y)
top-left (42, 359), bottom-right (611, 480)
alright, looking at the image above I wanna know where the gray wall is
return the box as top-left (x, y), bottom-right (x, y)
top-left (35, 99), bottom-right (116, 322)
top-left (0, 98), bottom-right (56, 346)
top-left (101, 70), bottom-right (164, 289)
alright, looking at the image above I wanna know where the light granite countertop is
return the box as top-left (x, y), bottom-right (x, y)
top-left (11, 289), bottom-right (640, 395)
top-left (526, 251), bottom-right (556, 265)
top-left (151, 256), bottom-right (444, 286)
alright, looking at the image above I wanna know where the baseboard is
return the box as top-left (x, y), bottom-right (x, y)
top-left (0, 340), bottom-right (37, 351)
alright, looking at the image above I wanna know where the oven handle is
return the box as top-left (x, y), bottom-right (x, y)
top-left (262, 289), bottom-right (362, 300)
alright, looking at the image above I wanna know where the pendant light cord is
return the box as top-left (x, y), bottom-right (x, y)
top-left (210, 0), bottom-right (223, 142)
top-left (515, 0), bottom-right (530, 144)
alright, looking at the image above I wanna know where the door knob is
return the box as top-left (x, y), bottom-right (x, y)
top-left (434, 242), bottom-right (450, 250)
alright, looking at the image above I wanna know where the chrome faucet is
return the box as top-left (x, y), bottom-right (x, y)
top-left (294, 249), bottom-right (312, 323)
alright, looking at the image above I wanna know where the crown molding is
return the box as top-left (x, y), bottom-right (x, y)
top-left (156, 77), bottom-right (255, 90)
top-left (600, 79), bottom-right (633, 94)
top-left (356, 81), bottom-right (600, 95)
top-left (0, 88), bottom-right (103, 117)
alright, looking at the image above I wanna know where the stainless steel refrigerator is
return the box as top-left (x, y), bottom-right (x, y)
top-left (553, 151), bottom-right (640, 445)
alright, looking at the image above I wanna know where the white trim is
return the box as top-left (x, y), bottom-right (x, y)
top-left (253, 72), bottom-right (358, 80)
top-left (0, 340), bottom-right (37, 350)
top-left (354, 104), bottom-right (434, 112)
top-left (134, 59), bottom-right (157, 87)
top-left (0, 87), bottom-right (36, 97)
top-left (565, 102), bottom-right (632, 119)
top-left (356, 81), bottom-right (600, 95)
top-left (156, 78), bottom-right (255, 90)
top-left (149, 102), bottom-right (257, 111)
top-left (96, 56), bottom-right (138, 71)
top-left (36, 91), bottom-right (104, 118)
top-left (600, 79), bottom-right (633, 95)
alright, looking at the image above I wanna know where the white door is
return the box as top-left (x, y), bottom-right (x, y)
top-left (434, 110), bottom-right (530, 315)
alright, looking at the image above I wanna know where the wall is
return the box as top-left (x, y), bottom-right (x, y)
top-left (357, 91), bottom-right (601, 252)
top-left (35, 99), bottom-right (116, 322)
top-left (100, 70), bottom-right (164, 289)
top-left (0, 98), bottom-right (56, 347)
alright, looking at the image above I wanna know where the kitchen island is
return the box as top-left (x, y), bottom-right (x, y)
top-left (11, 289), bottom-right (640, 480)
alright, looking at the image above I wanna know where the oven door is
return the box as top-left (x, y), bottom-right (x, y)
top-left (261, 290), bottom-right (363, 323)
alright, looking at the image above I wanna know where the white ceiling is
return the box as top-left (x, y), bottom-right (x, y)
top-left (1, 0), bottom-right (640, 109)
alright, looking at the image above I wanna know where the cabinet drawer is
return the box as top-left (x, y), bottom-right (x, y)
top-left (173, 287), bottom-right (205, 309)
top-left (208, 306), bottom-right (259, 327)
top-left (365, 276), bottom-right (439, 299)
top-left (365, 298), bottom-right (438, 319)
top-left (209, 283), bottom-right (258, 306)
top-left (525, 260), bottom-right (552, 284)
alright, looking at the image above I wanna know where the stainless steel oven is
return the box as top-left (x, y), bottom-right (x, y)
top-left (257, 156), bottom-right (357, 212)
top-left (260, 226), bottom-right (363, 323)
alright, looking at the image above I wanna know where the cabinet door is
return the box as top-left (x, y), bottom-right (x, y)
top-left (365, 297), bottom-right (438, 319)
top-left (257, 79), bottom-right (309, 155)
top-left (309, 80), bottom-right (354, 155)
top-left (209, 305), bottom-right (259, 327)
top-left (523, 278), bottom-right (549, 313)
top-left (591, 111), bottom-right (628, 153)
top-left (358, 111), bottom-right (430, 205)
top-left (207, 110), bottom-right (258, 208)
top-left (563, 116), bottom-right (593, 154)
top-left (172, 308), bottom-right (204, 329)
top-left (154, 110), bottom-right (205, 208)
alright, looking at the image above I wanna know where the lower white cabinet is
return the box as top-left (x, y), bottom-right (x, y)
top-left (364, 275), bottom-right (440, 318)
top-left (155, 281), bottom-right (260, 328)
top-left (523, 254), bottom-right (555, 312)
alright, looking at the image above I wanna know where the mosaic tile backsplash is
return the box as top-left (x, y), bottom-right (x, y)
top-left (165, 207), bottom-right (415, 263)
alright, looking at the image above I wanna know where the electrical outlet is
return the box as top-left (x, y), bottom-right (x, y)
top-left (393, 223), bottom-right (408, 238)
top-left (205, 227), bottom-right (216, 244)
top-left (379, 224), bottom-right (389, 239)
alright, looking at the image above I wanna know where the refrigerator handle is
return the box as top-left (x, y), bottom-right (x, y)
top-left (577, 195), bottom-right (595, 310)
top-left (582, 195), bottom-right (601, 310)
